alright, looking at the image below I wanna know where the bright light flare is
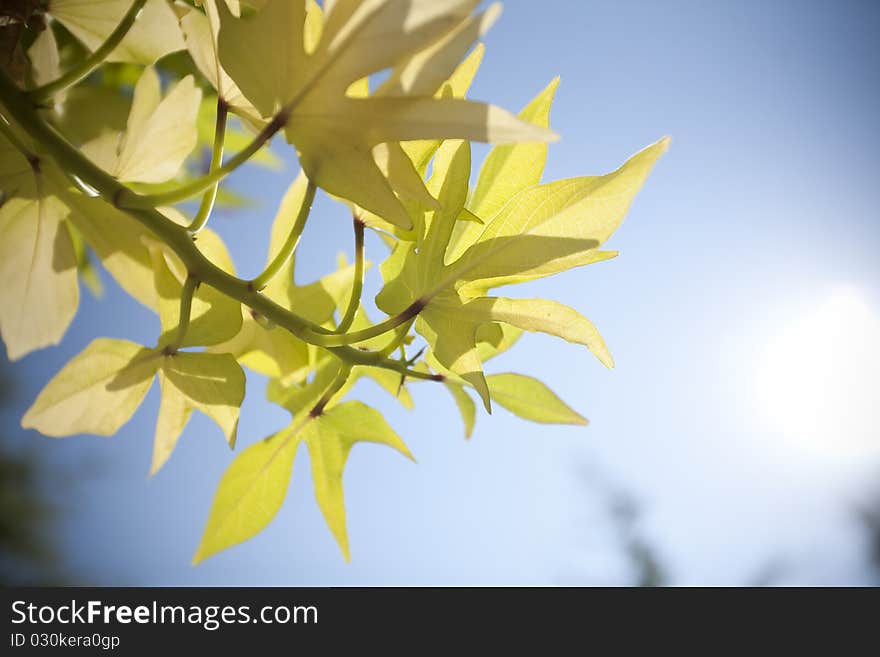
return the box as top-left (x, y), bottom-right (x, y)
top-left (754, 287), bottom-right (880, 462)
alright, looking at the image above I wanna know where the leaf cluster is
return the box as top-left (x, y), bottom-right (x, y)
top-left (0, 0), bottom-right (667, 562)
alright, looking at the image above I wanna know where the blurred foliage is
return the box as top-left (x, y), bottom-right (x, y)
top-left (606, 492), bottom-right (667, 587)
top-left (0, 362), bottom-right (68, 585)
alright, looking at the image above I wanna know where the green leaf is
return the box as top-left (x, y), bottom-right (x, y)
top-left (462, 296), bottom-right (614, 369)
top-left (375, 5), bottom-right (499, 97)
top-left (152, 352), bottom-right (245, 475)
top-left (51, 85), bottom-right (131, 145)
top-left (194, 399), bottom-right (411, 563)
top-left (181, 2), bottom-right (261, 125)
top-left (487, 373), bottom-right (586, 425)
top-left (266, 356), bottom-right (346, 415)
top-left (336, 44), bottom-right (488, 239)
top-left (193, 423), bottom-right (301, 564)
top-left (49, 0), bottom-right (186, 65)
top-left (58, 183), bottom-right (159, 311)
top-left (303, 401), bottom-right (413, 560)
top-left (22, 338), bottom-right (159, 436)
top-left (448, 77), bottom-right (559, 261)
top-left (444, 381), bottom-right (475, 439)
top-left (66, 221), bottom-right (104, 298)
top-left (0, 128), bottom-right (35, 192)
top-left (475, 322), bottom-right (522, 362)
top-left (377, 139), bottom-right (668, 409)
top-left (451, 138), bottom-right (670, 298)
top-left (0, 195), bottom-right (79, 360)
top-left (82, 67), bottom-right (202, 184)
top-left (210, 308), bottom-right (312, 385)
top-left (217, 0), bottom-right (556, 229)
top-left (27, 24), bottom-right (61, 90)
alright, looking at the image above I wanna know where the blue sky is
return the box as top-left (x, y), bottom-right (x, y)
top-left (3, 0), bottom-right (880, 585)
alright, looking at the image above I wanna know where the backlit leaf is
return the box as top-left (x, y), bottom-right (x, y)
top-left (487, 373), bottom-right (586, 425)
top-left (82, 68), bottom-right (202, 184)
top-left (49, 0), bottom-right (186, 65)
top-left (193, 423), bottom-right (301, 564)
top-left (22, 338), bottom-right (159, 436)
top-left (448, 77), bottom-right (560, 261)
top-left (0, 195), bottom-right (79, 360)
top-left (303, 401), bottom-right (413, 560)
top-left (444, 381), bottom-right (475, 438)
top-left (217, 0), bottom-right (556, 228)
top-left (378, 139), bottom-right (667, 409)
top-left (152, 352), bottom-right (245, 474)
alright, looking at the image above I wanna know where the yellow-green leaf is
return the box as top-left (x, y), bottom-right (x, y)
top-left (487, 373), bottom-right (586, 425)
top-left (28, 25), bottom-right (61, 89)
top-left (152, 352), bottom-right (245, 475)
top-left (0, 196), bottom-right (79, 360)
top-left (49, 0), bottom-right (186, 65)
top-left (217, 0), bottom-right (556, 229)
top-left (181, 2), bottom-right (261, 124)
top-left (194, 393), bottom-right (411, 563)
top-left (304, 401), bottom-right (413, 560)
top-left (470, 77), bottom-right (559, 221)
top-left (444, 381), bottom-right (475, 438)
top-left (448, 77), bottom-right (560, 260)
top-left (210, 307), bottom-right (311, 385)
top-left (22, 338), bottom-right (159, 436)
top-left (193, 423), bottom-right (302, 564)
top-left (59, 184), bottom-right (159, 310)
top-left (452, 138), bottom-right (670, 297)
top-left (83, 68), bottom-right (202, 184)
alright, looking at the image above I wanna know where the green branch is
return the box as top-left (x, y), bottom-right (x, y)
top-left (310, 364), bottom-right (353, 417)
top-left (188, 98), bottom-right (228, 234)
top-left (0, 112), bottom-right (36, 165)
top-left (166, 275), bottom-right (198, 353)
top-left (0, 72), bottom-right (434, 381)
top-left (251, 178), bottom-right (316, 291)
top-left (29, 0), bottom-right (148, 104)
top-left (335, 217), bottom-right (365, 333)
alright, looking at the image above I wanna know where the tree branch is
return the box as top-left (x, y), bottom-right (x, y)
top-left (0, 72), bottom-right (434, 380)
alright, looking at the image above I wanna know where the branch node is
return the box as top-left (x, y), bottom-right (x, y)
top-left (267, 108), bottom-right (290, 136)
top-left (402, 298), bottom-right (427, 321)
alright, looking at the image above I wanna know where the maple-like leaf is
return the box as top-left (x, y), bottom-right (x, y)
top-left (216, 0), bottom-right (556, 229)
top-left (21, 226), bottom-right (246, 475)
top-left (377, 137), bottom-right (669, 409)
top-left (180, 1), bottom-right (263, 126)
top-left (48, 0), bottom-right (185, 65)
top-left (82, 67), bottom-right (201, 184)
top-left (194, 366), bottom-right (411, 562)
top-left (0, 131), bottom-right (78, 360)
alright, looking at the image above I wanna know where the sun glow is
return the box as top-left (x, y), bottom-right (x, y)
top-left (754, 288), bottom-right (880, 461)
